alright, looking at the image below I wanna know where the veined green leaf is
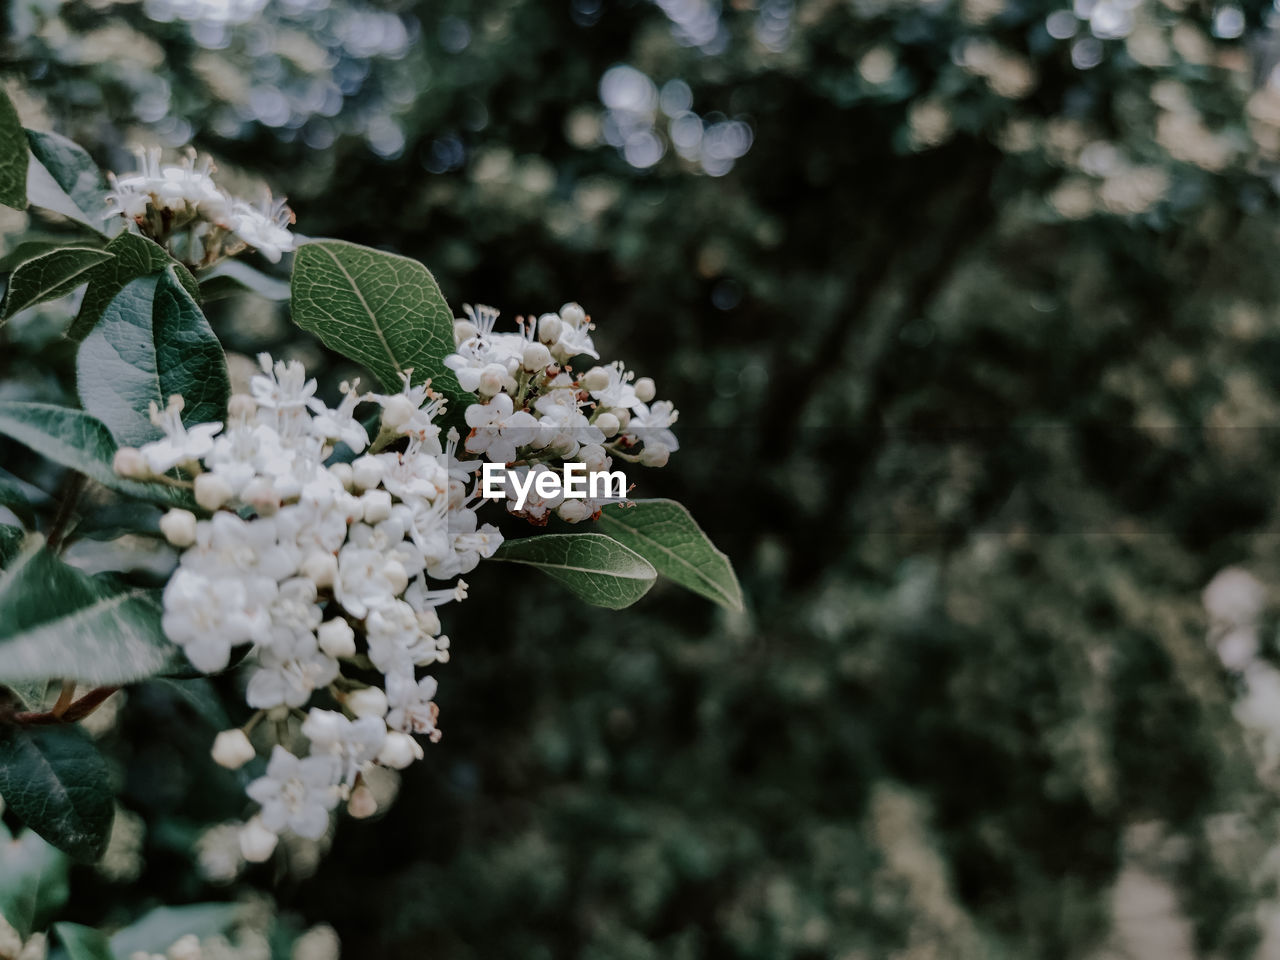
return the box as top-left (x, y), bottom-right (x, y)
top-left (26, 129), bottom-right (108, 224)
top-left (69, 232), bottom-right (198, 343)
top-left (1, 245), bottom-right (113, 323)
top-left (0, 724), bottom-right (113, 862)
top-left (290, 240), bottom-right (466, 407)
top-left (77, 265), bottom-right (229, 447)
top-left (596, 499), bottom-right (744, 611)
top-left (0, 400), bottom-right (194, 508)
top-left (0, 90), bottom-right (27, 209)
top-left (0, 535), bottom-right (183, 687)
top-left (492, 533), bottom-right (657, 609)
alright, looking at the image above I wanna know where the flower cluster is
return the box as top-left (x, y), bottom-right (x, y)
top-left (107, 147), bottom-right (296, 268)
top-left (116, 302), bottom-right (675, 861)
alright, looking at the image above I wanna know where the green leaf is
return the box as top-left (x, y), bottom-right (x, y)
top-left (0, 824), bottom-right (69, 938)
top-left (0, 477), bottom-right (36, 528)
top-left (0, 526), bottom-right (22, 567)
top-left (492, 533), bottom-right (657, 609)
top-left (290, 239), bottom-right (466, 406)
top-left (199, 258), bottom-right (290, 301)
top-left (1, 246), bottom-right (113, 323)
top-left (68, 232), bottom-right (173, 343)
top-left (110, 903), bottom-right (244, 958)
top-left (77, 265), bottom-right (229, 447)
top-left (54, 922), bottom-right (114, 960)
top-left (0, 535), bottom-right (183, 687)
top-left (0, 724), bottom-right (113, 862)
top-left (595, 499), bottom-right (744, 611)
top-left (0, 401), bottom-right (194, 508)
top-left (26, 130), bottom-right (107, 224)
top-left (0, 90), bottom-right (28, 209)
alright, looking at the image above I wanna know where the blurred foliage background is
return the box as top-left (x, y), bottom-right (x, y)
top-left (9, 0), bottom-right (1280, 956)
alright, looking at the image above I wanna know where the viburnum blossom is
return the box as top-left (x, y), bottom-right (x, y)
top-left (107, 146), bottom-right (297, 268)
top-left (120, 300), bottom-right (676, 858)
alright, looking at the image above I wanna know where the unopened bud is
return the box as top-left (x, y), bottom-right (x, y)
top-left (559, 302), bottom-right (586, 327)
top-left (609, 408), bottom-right (631, 431)
top-left (347, 686), bottom-right (388, 719)
top-left (211, 729), bottom-right (255, 770)
top-left (522, 342), bottom-right (552, 372)
top-left (351, 455), bottom-right (384, 491)
top-left (361, 489), bottom-right (393, 524)
top-left (113, 447), bottom-right (150, 480)
top-left (580, 444), bottom-right (609, 472)
top-left (194, 473), bottom-right (233, 511)
top-left (581, 366), bottom-right (610, 392)
top-left (453, 319), bottom-right (477, 344)
top-left (633, 377), bottom-right (656, 403)
top-left (478, 366), bottom-right (506, 398)
top-left (378, 732), bottom-right (424, 769)
top-left (383, 559), bottom-right (409, 596)
top-left (381, 394), bottom-right (415, 431)
top-left (302, 551), bottom-right (338, 589)
top-left (348, 784), bottom-right (377, 819)
top-left (160, 509), bottom-right (198, 547)
top-left (417, 608), bottom-right (441, 636)
top-left (640, 442), bottom-right (670, 468)
top-left (557, 500), bottom-right (591, 523)
top-left (329, 462), bottom-right (354, 491)
top-left (239, 817), bottom-right (278, 862)
top-left (537, 314), bottom-right (562, 344)
top-left (317, 618), bottom-right (356, 659)
top-left (594, 412), bottom-right (620, 438)
top-left (241, 477), bottom-right (279, 515)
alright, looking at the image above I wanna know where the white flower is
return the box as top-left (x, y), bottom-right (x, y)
top-left (385, 671), bottom-right (441, 736)
top-left (585, 362), bottom-right (638, 410)
top-left (230, 196), bottom-right (296, 263)
top-left (246, 746), bottom-right (340, 840)
top-left (179, 512), bottom-right (298, 605)
top-left (245, 633), bottom-right (339, 709)
top-left (139, 396), bottom-right (222, 473)
top-left (425, 508), bottom-right (502, 580)
top-left (252, 353), bottom-right (318, 412)
top-left (503, 465), bottom-right (564, 521)
top-left (310, 379), bottom-right (370, 453)
top-left (162, 570), bottom-right (264, 672)
top-left (625, 400), bottom-right (680, 453)
top-left (377, 731), bottom-right (424, 769)
top-left (211, 729), bottom-right (256, 770)
top-left (464, 394), bottom-right (539, 464)
top-left (239, 816), bottom-right (279, 863)
top-left (301, 709), bottom-right (387, 785)
top-left (334, 545), bottom-right (401, 619)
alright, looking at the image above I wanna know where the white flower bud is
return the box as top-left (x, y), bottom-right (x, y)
top-left (211, 729), bottom-right (256, 770)
top-left (633, 377), bottom-right (656, 403)
top-left (317, 618), bottom-right (356, 659)
top-left (347, 686), bottom-right (388, 719)
top-left (417, 608), bottom-right (441, 636)
top-left (302, 551), bottom-right (338, 589)
top-left (239, 817), bottom-right (278, 863)
top-left (640, 442), bottom-right (670, 468)
top-left (378, 732), bottom-right (424, 769)
top-left (557, 500), bottom-right (591, 523)
top-left (351, 455), bottom-right (384, 492)
top-left (580, 444), bottom-right (609, 472)
top-left (383, 559), bottom-right (409, 596)
top-left (581, 366), bottom-right (610, 392)
top-left (538, 314), bottom-right (562, 344)
top-left (453, 319), bottom-right (477, 344)
top-left (160, 509), bottom-right (198, 547)
top-left (381, 394), bottom-right (416, 431)
top-left (478, 367), bottom-right (506, 398)
top-left (113, 447), bottom-right (151, 480)
top-left (347, 785), bottom-right (377, 819)
top-left (594, 412), bottom-right (620, 438)
top-left (241, 477), bottom-right (280, 515)
top-left (522, 342), bottom-right (552, 372)
top-left (329, 462), bottom-right (354, 491)
top-left (609, 408), bottom-right (631, 431)
top-left (559, 302), bottom-right (586, 327)
top-left (273, 473), bottom-right (301, 502)
top-left (167, 934), bottom-right (202, 960)
top-left (194, 473), bottom-right (233, 511)
top-left (227, 394), bottom-right (257, 419)
top-left (360, 489), bottom-right (393, 524)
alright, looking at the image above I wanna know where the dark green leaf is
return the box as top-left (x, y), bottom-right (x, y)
top-left (54, 922), bottom-right (114, 960)
top-left (199, 258), bottom-right (290, 301)
top-left (290, 240), bottom-right (466, 407)
top-left (1, 246), bottom-right (113, 323)
top-left (77, 265), bottom-right (229, 447)
top-left (0, 90), bottom-right (27, 209)
top-left (0, 526), bottom-right (22, 567)
top-left (596, 499), bottom-right (744, 611)
top-left (0, 724), bottom-right (113, 862)
top-left (0, 824), bottom-right (69, 938)
top-left (26, 130), bottom-right (108, 224)
top-left (68, 232), bottom-right (173, 343)
top-left (110, 903), bottom-right (244, 957)
top-left (0, 401), bottom-right (194, 508)
top-left (0, 535), bottom-right (183, 687)
top-left (492, 533), bottom-right (657, 609)
top-left (25, 157), bottom-right (96, 229)
top-left (0, 476), bottom-right (36, 528)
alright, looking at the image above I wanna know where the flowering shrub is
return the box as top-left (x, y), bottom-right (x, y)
top-left (0, 84), bottom-right (739, 949)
